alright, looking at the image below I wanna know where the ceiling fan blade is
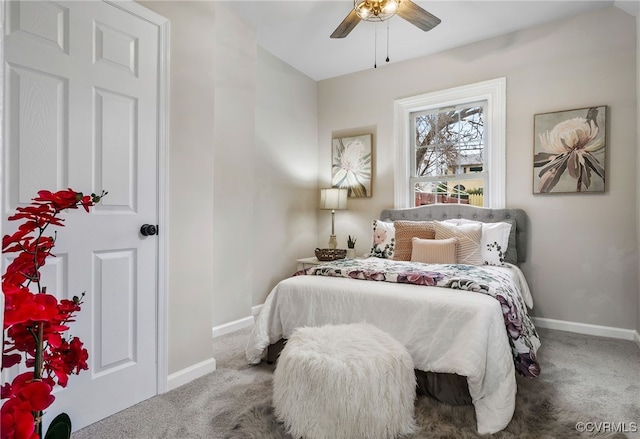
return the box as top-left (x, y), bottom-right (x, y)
top-left (397, 0), bottom-right (441, 32)
top-left (331, 9), bottom-right (361, 38)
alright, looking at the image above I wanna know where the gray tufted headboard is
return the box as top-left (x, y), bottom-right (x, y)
top-left (379, 205), bottom-right (528, 263)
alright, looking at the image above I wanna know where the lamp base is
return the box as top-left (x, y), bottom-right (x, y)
top-left (328, 235), bottom-right (337, 249)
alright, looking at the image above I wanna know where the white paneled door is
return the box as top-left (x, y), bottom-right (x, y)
top-left (3, 0), bottom-right (165, 431)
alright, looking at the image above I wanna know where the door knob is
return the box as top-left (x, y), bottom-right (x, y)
top-left (140, 224), bottom-right (158, 236)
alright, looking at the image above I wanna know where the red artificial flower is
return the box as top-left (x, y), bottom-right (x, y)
top-left (2, 228), bottom-right (33, 253)
top-left (0, 383), bottom-right (11, 400)
top-left (5, 323), bottom-right (39, 357)
top-left (2, 373), bottom-right (55, 411)
top-left (8, 205), bottom-right (64, 228)
top-left (57, 299), bottom-right (81, 317)
top-left (79, 195), bottom-right (94, 213)
top-left (33, 189), bottom-right (81, 211)
top-left (2, 236), bottom-right (56, 289)
top-left (2, 283), bottom-right (35, 327)
top-left (16, 381), bottom-right (54, 412)
top-left (67, 337), bottom-right (89, 374)
top-left (0, 374), bottom-right (55, 439)
top-left (2, 354), bottom-right (22, 370)
top-left (2, 253), bottom-right (39, 286)
top-left (1, 397), bottom-right (40, 439)
top-left (3, 283), bottom-right (61, 334)
top-left (43, 337), bottom-right (89, 388)
top-left (11, 295), bottom-right (58, 329)
top-left (46, 332), bottom-right (63, 349)
top-left (2, 188), bottom-right (104, 439)
top-left (30, 294), bottom-right (60, 322)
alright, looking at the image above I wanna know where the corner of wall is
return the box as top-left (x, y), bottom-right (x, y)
top-left (636, 11), bottom-right (640, 335)
top-left (252, 47), bottom-right (319, 309)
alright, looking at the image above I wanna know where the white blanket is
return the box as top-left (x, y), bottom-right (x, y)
top-left (246, 267), bottom-right (531, 434)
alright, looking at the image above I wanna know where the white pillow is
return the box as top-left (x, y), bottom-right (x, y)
top-left (433, 221), bottom-right (482, 265)
top-left (443, 219), bottom-right (512, 266)
top-left (369, 220), bottom-right (395, 259)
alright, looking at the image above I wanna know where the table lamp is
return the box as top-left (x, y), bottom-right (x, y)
top-left (320, 188), bottom-right (348, 249)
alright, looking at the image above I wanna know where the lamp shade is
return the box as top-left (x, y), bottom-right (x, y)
top-left (320, 188), bottom-right (348, 210)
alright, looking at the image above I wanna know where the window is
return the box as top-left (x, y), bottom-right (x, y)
top-left (393, 78), bottom-right (506, 208)
top-left (411, 102), bottom-right (486, 206)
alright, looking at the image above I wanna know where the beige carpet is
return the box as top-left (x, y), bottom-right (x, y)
top-left (224, 375), bottom-right (627, 439)
top-left (71, 327), bottom-right (640, 439)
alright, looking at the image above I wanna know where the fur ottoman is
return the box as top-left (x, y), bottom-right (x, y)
top-left (272, 323), bottom-right (416, 439)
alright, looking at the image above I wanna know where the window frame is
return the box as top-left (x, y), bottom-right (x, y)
top-left (393, 77), bottom-right (506, 208)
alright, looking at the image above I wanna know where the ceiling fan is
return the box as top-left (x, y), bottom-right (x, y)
top-left (330, 0), bottom-right (441, 38)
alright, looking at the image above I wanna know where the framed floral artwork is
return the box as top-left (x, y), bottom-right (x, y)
top-left (533, 106), bottom-right (606, 194)
top-left (332, 134), bottom-right (372, 197)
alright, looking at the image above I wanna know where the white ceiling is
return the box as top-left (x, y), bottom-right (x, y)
top-left (220, 0), bottom-right (631, 81)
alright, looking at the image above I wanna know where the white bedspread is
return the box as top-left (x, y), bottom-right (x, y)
top-left (246, 266), bottom-right (533, 434)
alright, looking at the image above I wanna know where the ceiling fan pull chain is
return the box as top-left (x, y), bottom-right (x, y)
top-left (374, 23), bottom-right (377, 68)
top-left (386, 20), bottom-right (390, 63)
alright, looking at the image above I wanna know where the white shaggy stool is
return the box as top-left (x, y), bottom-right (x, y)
top-left (273, 323), bottom-right (416, 439)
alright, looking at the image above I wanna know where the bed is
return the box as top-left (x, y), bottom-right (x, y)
top-left (246, 204), bottom-right (540, 434)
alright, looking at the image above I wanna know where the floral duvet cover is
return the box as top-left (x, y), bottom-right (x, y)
top-left (296, 257), bottom-right (540, 378)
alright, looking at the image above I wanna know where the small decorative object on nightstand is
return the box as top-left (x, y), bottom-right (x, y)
top-left (315, 248), bottom-right (347, 261)
top-left (347, 235), bottom-right (357, 259)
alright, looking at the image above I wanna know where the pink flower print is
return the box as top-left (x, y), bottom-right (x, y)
top-left (373, 228), bottom-right (387, 246)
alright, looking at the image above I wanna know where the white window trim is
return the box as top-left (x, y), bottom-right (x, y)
top-left (393, 77), bottom-right (506, 209)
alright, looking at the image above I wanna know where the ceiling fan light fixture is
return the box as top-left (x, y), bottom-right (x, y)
top-left (331, 0), bottom-right (440, 39)
top-left (356, 4), bottom-right (371, 19)
top-left (382, 0), bottom-right (398, 14)
top-left (354, 0), bottom-right (399, 22)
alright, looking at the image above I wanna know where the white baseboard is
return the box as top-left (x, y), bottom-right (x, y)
top-left (170, 310), bottom-right (264, 392)
top-left (533, 317), bottom-right (639, 345)
top-left (167, 317), bottom-right (638, 391)
top-left (212, 316), bottom-right (254, 339)
top-left (210, 305), bottom-right (263, 340)
top-left (167, 357), bottom-right (216, 391)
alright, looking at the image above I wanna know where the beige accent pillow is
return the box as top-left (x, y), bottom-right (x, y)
top-left (410, 237), bottom-right (458, 264)
top-left (392, 221), bottom-right (435, 261)
top-left (433, 221), bottom-right (483, 265)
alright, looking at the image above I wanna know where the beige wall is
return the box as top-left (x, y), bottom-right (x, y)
top-left (211, 4), bottom-right (256, 326)
top-left (318, 6), bottom-right (638, 330)
top-left (140, 1), bottom-right (217, 374)
top-left (140, 2), bottom-right (318, 373)
top-left (253, 47), bottom-right (319, 306)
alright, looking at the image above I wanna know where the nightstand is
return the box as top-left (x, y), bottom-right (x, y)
top-left (296, 257), bottom-right (322, 271)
